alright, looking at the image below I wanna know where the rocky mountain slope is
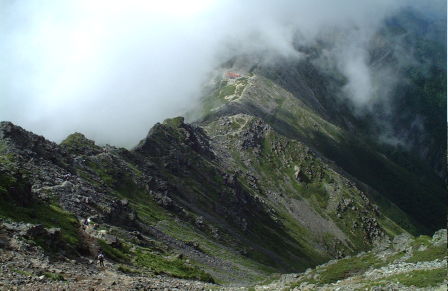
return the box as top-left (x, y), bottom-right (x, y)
top-left (0, 9), bottom-right (446, 290)
top-left (253, 229), bottom-right (447, 290)
top-left (0, 111), bottom-right (398, 284)
top-left (194, 70), bottom-right (445, 235)
top-left (0, 211), bottom-right (446, 290)
top-left (0, 102), bottom-right (445, 289)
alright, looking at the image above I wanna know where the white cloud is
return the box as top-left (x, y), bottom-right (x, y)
top-left (0, 0), bottom-right (443, 146)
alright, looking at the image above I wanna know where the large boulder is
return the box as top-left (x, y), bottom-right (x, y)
top-left (103, 234), bottom-right (121, 248)
top-left (432, 229), bottom-right (447, 246)
top-left (105, 199), bottom-right (137, 227)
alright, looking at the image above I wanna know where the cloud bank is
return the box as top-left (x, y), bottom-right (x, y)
top-left (0, 0), bottom-right (444, 146)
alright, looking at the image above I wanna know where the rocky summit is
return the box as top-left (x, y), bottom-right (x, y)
top-left (0, 9), bottom-right (447, 291)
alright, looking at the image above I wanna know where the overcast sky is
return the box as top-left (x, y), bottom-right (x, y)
top-left (0, 0), bottom-right (445, 147)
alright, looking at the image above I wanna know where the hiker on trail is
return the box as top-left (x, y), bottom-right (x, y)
top-left (97, 251), bottom-right (105, 267)
top-left (82, 218), bottom-right (89, 230)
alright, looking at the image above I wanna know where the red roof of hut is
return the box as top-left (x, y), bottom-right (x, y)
top-left (225, 72), bottom-right (241, 79)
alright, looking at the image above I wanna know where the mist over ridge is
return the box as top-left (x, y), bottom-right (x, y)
top-left (0, 2), bottom-right (447, 288)
top-left (0, 0), bottom-right (445, 147)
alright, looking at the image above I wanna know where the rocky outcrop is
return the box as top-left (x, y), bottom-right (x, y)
top-left (105, 199), bottom-right (137, 227)
top-left (2, 222), bottom-right (65, 251)
top-left (253, 229), bottom-right (447, 290)
top-left (0, 122), bottom-right (71, 169)
top-left (134, 117), bottom-right (214, 160)
top-left (60, 132), bottom-right (102, 156)
top-left (239, 119), bottom-right (269, 152)
top-left (0, 169), bottom-right (33, 206)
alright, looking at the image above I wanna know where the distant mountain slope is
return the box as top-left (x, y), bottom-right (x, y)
top-left (194, 70), bottom-right (445, 235)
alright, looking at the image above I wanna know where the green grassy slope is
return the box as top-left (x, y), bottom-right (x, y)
top-left (197, 74), bottom-right (445, 235)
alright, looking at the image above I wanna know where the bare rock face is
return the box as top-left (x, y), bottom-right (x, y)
top-left (239, 119), bottom-right (269, 151)
top-left (432, 229), bottom-right (447, 246)
top-left (154, 192), bottom-right (174, 209)
top-left (105, 199), bottom-right (137, 227)
top-left (103, 234), bottom-right (120, 248)
top-left (392, 233), bottom-right (413, 252)
top-left (294, 165), bottom-right (310, 183)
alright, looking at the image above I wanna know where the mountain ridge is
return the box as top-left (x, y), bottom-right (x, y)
top-left (0, 113), bottom-right (395, 280)
top-left (0, 19), bottom-right (446, 287)
top-left (0, 112), bottom-right (446, 289)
